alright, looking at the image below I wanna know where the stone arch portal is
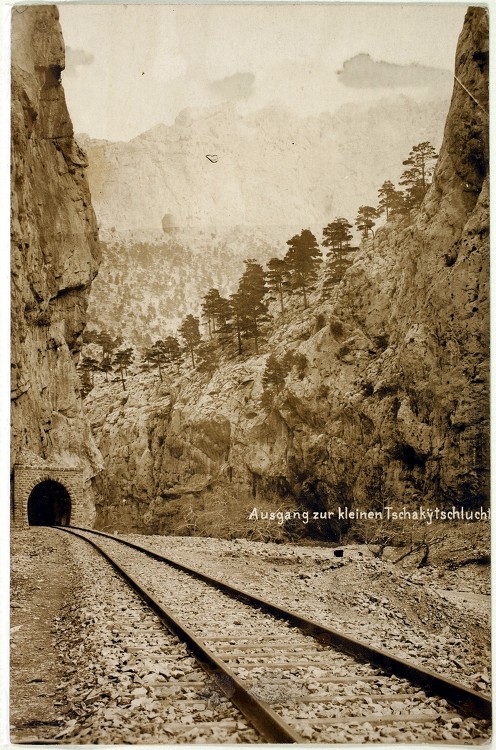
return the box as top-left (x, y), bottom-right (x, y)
top-left (27, 480), bottom-right (71, 526)
top-left (13, 460), bottom-right (84, 527)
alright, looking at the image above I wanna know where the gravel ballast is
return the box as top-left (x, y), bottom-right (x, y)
top-left (123, 534), bottom-right (490, 691)
top-left (11, 528), bottom-right (491, 744)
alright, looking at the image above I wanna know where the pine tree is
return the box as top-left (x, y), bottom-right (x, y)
top-left (262, 353), bottom-right (287, 393)
top-left (112, 347), bottom-right (134, 391)
top-left (162, 335), bottom-right (183, 373)
top-left (196, 340), bottom-right (218, 375)
top-left (285, 229), bottom-right (322, 308)
top-left (399, 141), bottom-right (438, 210)
top-left (229, 291), bottom-right (246, 356)
top-left (321, 217), bottom-right (356, 298)
top-left (78, 355), bottom-right (99, 389)
top-left (100, 330), bottom-right (119, 355)
top-left (389, 188), bottom-right (408, 217)
top-left (142, 347), bottom-right (155, 374)
top-left (266, 257), bottom-right (291, 315)
top-left (322, 218), bottom-right (353, 251)
top-left (235, 259), bottom-right (269, 354)
top-left (85, 329), bottom-right (122, 356)
top-left (179, 314), bottom-right (201, 367)
top-left (82, 328), bottom-right (99, 346)
top-left (142, 340), bottom-right (169, 382)
top-left (376, 181), bottom-right (398, 220)
top-left (201, 288), bottom-right (223, 338)
top-left (322, 249), bottom-right (355, 297)
top-left (355, 206), bottom-right (379, 239)
top-left (100, 353), bottom-right (113, 383)
top-left (213, 295), bottom-right (233, 337)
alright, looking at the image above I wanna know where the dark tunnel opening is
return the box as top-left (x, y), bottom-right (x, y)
top-left (27, 480), bottom-right (71, 526)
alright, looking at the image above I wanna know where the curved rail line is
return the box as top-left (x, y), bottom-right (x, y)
top-left (57, 526), bottom-right (491, 742)
top-left (62, 526), bottom-right (302, 742)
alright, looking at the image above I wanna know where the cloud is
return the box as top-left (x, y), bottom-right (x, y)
top-left (337, 54), bottom-right (451, 89)
top-left (209, 71), bottom-right (255, 101)
top-left (65, 47), bottom-right (95, 76)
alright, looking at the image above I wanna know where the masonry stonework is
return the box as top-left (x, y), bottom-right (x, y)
top-left (13, 464), bottom-right (84, 527)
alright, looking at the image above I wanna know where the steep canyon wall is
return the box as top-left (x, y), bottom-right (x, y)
top-left (11, 6), bottom-right (102, 519)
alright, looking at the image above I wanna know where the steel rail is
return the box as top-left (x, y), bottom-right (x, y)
top-left (58, 526), bottom-right (305, 744)
top-left (66, 525), bottom-right (492, 721)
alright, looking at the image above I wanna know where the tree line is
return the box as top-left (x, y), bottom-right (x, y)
top-left (316, 141), bottom-right (438, 252)
top-left (327, 140), bottom-right (439, 245)
top-left (377, 140), bottom-right (438, 221)
top-left (79, 224), bottom-right (330, 393)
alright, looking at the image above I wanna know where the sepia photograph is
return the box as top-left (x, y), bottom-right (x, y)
top-left (9, 1), bottom-right (490, 744)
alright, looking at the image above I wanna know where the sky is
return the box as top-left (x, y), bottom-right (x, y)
top-left (57, 3), bottom-right (468, 142)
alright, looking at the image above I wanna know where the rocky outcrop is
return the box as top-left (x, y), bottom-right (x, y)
top-left (88, 8), bottom-right (488, 537)
top-left (11, 6), bottom-right (102, 519)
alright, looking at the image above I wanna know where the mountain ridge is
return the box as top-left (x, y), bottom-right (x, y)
top-left (79, 94), bottom-right (450, 234)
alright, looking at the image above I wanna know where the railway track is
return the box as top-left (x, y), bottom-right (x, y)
top-left (56, 526), bottom-right (491, 744)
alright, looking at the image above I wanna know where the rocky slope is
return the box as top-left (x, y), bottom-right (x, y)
top-left (86, 8), bottom-right (488, 538)
top-left (11, 6), bottom-right (102, 518)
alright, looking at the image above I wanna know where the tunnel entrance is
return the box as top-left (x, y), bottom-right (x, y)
top-left (27, 480), bottom-right (71, 526)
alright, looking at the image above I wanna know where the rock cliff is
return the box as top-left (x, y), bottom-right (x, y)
top-left (11, 6), bottom-right (102, 518)
top-left (87, 8), bottom-right (488, 537)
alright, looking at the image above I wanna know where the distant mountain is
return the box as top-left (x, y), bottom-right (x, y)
top-left (79, 95), bottom-right (450, 237)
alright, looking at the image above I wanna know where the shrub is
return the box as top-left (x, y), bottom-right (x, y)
top-left (362, 381), bottom-right (374, 396)
top-left (35, 312), bottom-right (51, 326)
top-left (330, 320), bottom-right (344, 339)
top-left (337, 344), bottom-right (351, 360)
top-left (373, 334), bottom-right (389, 351)
top-left (375, 383), bottom-right (398, 397)
top-left (283, 350), bottom-right (308, 379)
top-left (261, 387), bottom-right (276, 412)
top-left (318, 384), bottom-right (330, 399)
top-left (314, 313), bottom-right (326, 332)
